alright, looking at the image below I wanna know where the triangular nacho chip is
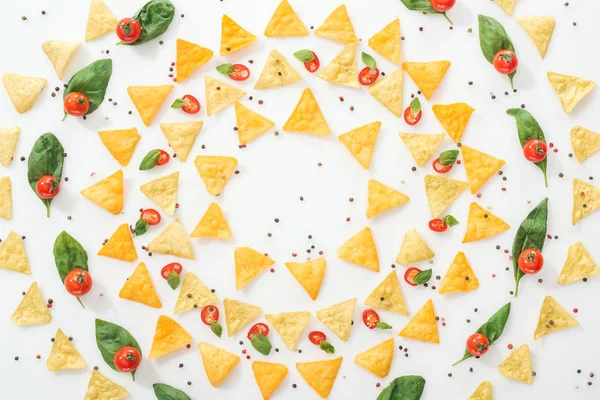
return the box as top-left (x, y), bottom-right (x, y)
top-left (368, 19), bottom-right (401, 64)
top-left (47, 328), bottom-right (85, 371)
top-left (199, 342), bottom-right (240, 387)
top-left (11, 282), bottom-right (51, 325)
top-left (127, 85), bottom-right (173, 127)
top-left (547, 72), bottom-right (595, 113)
top-left (494, 0), bottom-right (518, 15)
top-left (265, 311), bottom-right (311, 350)
top-left (398, 299), bottom-right (439, 343)
top-left (403, 61), bottom-right (450, 100)
top-left (252, 361), bottom-right (288, 399)
top-left (462, 145), bottom-right (505, 193)
top-left (499, 344), bottom-right (532, 384)
top-left (439, 252), bottom-right (479, 294)
top-left (234, 102), bottom-right (275, 144)
top-left (2, 73), bottom-right (47, 114)
top-left (315, 4), bottom-right (357, 44)
top-left (283, 89), bottom-right (331, 136)
top-left (337, 227), bottom-right (379, 272)
top-left (468, 381), bottom-right (493, 400)
top-left (119, 262), bottom-right (162, 308)
top-left (84, 370), bottom-right (130, 400)
top-left (81, 170), bottom-right (124, 215)
top-left (98, 128), bottom-right (140, 167)
top-left (0, 127), bottom-right (20, 166)
top-left (190, 202), bottom-right (232, 239)
top-left (572, 178), bottom-right (600, 225)
top-left (354, 338), bottom-right (394, 378)
top-left (0, 231), bottom-right (31, 274)
top-left (424, 175), bottom-right (468, 218)
top-left (147, 219), bottom-right (195, 260)
top-left (368, 67), bottom-right (404, 117)
top-left (432, 103), bottom-right (474, 143)
top-left (140, 171), bottom-right (179, 216)
top-left (97, 223), bottom-right (137, 262)
top-left (364, 271), bottom-right (409, 316)
top-left (224, 298), bottom-right (262, 336)
top-left (296, 357), bottom-right (343, 398)
top-left (160, 121), bottom-right (203, 162)
top-left (316, 298), bottom-right (356, 341)
top-left (339, 121), bottom-right (381, 169)
top-left (221, 14), bottom-right (257, 56)
top-left (205, 76), bottom-right (246, 116)
top-left (367, 179), bottom-right (409, 218)
top-left (255, 49), bottom-right (302, 90)
top-left (194, 155), bottom-right (238, 195)
top-left (571, 126), bottom-right (600, 164)
top-left (174, 272), bottom-right (218, 314)
top-left (42, 41), bottom-right (80, 79)
top-left (85, 0), bottom-right (117, 41)
top-left (398, 132), bottom-right (444, 168)
top-left (176, 39), bottom-right (213, 82)
top-left (0, 177), bottom-right (12, 220)
top-left (558, 241), bottom-right (599, 285)
top-left (235, 246), bottom-right (275, 290)
top-left (264, 0), bottom-right (308, 37)
top-left (149, 315), bottom-right (193, 359)
top-left (318, 43), bottom-right (359, 88)
top-left (534, 296), bottom-right (578, 340)
top-left (463, 203), bottom-right (510, 243)
top-left (396, 228), bottom-right (434, 265)
top-left (516, 17), bottom-right (555, 58)
top-left (285, 259), bottom-right (326, 300)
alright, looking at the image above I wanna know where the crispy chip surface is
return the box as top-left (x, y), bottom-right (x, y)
top-left (205, 76), bottom-right (246, 116)
top-left (221, 15), bottom-right (257, 56)
top-left (140, 171), bottom-right (179, 216)
top-left (318, 43), bottom-right (359, 88)
top-left (149, 315), bottom-right (192, 358)
top-left (285, 259), bottom-right (326, 300)
top-left (98, 128), bottom-right (140, 167)
top-left (403, 61), bottom-right (450, 100)
top-left (42, 41), bottom-right (80, 79)
top-left (0, 231), bottom-right (31, 274)
top-left (0, 127), bottom-right (20, 166)
top-left (462, 145), bottom-right (505, 194)
top-left (174, 272), bottom-right (218, 314)
top-left (264, 0), bottom-right (308, 37)
top-left (255, 50), bottom-right (302, 90)
top-left (235, 246), bottom-right (275, 289)
top-left (354, 338), bottom-right (394, 378)
top-left (191, 202), bottom-right (232, 239)
top-left (252, 361), bottom-right (288, 399)
top-left (81, 170), bottom-right (124, 215)
top-left (494, 0), bottom-right (518, 15)
top-left (432, 103), bottom-right (474, 143)
top-left (368, 19), bottom-right (401, 64)
top-left (84, 370), bottom-right (129, 400)
top-left (176, 39), bottom-right (213, 82)
top-left (316, 298), bottom-right (356, 341)
top-left (127, 85), bottom-right (173, 126)
top-left (97, 223), bottom-right (137, 262)
top-left (396, 228), bottom-right (434, 265)
top-left (364, 271), bottom-right (409, 316)
top-left (339, 121), bottom-right (381, 169)
top-left (224, 298), bottom-right (262, 336)
top-left (0, 177), bottom-right (12, 220)
top-left (398, 299), bottom-right (439, 343)
top-left (463, 202), bottom-right (510, 243)
top-left (314, 5), bottom-right (357, 44)
top-left (194, 155), bottom-right (238, 195)
top-left (558, 241), bottom-right (599, 285)
top-left (571, 126), bottom-right (600, 164)
top-left (534, 296), bottom-right (578, 340)
top-left (85, 0), bottom-right (117, 41)
top-left (119, 262), bottom-right (162, 308)
top-left (11, 282), bottom-right (51, 325)
top-left (547, 71), bottom-right (595, 113)
top-left (265, 311), bottom-right (311, 350)
top-left (499, 344), bottom-right (532, 384)
top-left (398, 132), bottom-right (444, 167)
top-left (296, 357), bottom-right (343, 398)
top-left (337, 227), bottom-right (379, 272)
top-left (424, 175), bottom-right (468, 218)
top-left (468, 381), bottom-right (492, 400)
top-left (439, 252), bottom-right (479, 294)
top-left (516, 17), bottom-right (555, 58)
top-left (47, 328), bottom-right (85, 371)
top-left (2, 73), bottom-right (47, 114)
top-left (160, 121), bottom-right (203, 162)
top-left (147, 219), bottom-right (195, 260)
top-left (367, 179), bottom-right (409, 218)
top-left (234, 101), bottom-right (275, 144)
top-left (283, 89), bottom-right (331, 136)
top-left (199, 342), bottom-right (240, 387)
top-left (368, 67), bottom-right (404, 117)
top-left (572, 178), bottom-right (600, 225)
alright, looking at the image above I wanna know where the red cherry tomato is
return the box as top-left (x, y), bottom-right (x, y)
top-left (181, 94), bottom-right (200, 114)
top-left (429, 219), bottom-right (448, 232)
top-left (64, 92), bottom-right (90, 117)
top-left (432, 157), bottom-right (453, 173)
top-left (116, 17), bottom-right (142, 44)
top-left (229, 64), bottom-right (250, 81)
top-left (156, 150), bottom-right (170, 166)
top-left (248, 323), bottom-right (269, 339)
top-left (304, 52), bottom-right (320, 73)
top-left (36, 175), bottom-right (60, 199)
top-left (404, 267), bottom-right (422, 286)
top-left (64, 269), bottom-right (92, 296)
top-left (308, 331), bottom-right (327, 345)
top-left (518, 248), bottom-right (544, 274)
top-left (160, 263), bottom-right (182, 279)
top-left (523, 139), bottom-right (547, 163)
top-left (430, 0), bottom-right (456, 12)
top-left (493, 50), bottom-right (518, 75)
top-left (114, 346), bottom-right (141, 373)
top-left (201, 305), bottom-right (220, 325)
top-left (140, 208), bottom-right (161, 225)
top-left (358, 67), bottom-right (380, 86)
top-left (404, 107), bottom-right (422, 126)
top-left (362, 309), bottom-right (380, 329)
top-left (466, 333), bottom-right (490, 357)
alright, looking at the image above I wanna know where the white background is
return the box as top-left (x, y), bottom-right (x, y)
top-left (0, 0), bottom-right (599, 399)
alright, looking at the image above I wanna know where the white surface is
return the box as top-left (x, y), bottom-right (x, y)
top-left (0, 0), bottom-right (599, 399)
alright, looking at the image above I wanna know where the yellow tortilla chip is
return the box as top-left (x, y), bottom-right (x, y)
top-left (364, 271), bottom-right (409, 316)
top-left (176, 38), bottom-right (213, 82)
top-left (315, 4), bottom-right (357, 44)
top-left (235, 246), bottom-right (275, 290)
top-left (85, 0), bottom-right (117, 41)
top-left (174, 272), bottom-right (218, 314)
top-left (81, 170), bottom-right (124, 215)
top-left (127, 85), bottom-right (173, 126)
top-left (462, 145), bottom-right (505, 193)
top-left (264, 0), bottom-right (308, 37)
top-left (84, 370), bottom-right (130, 400)
top-left (516, 17), bottom-right (555, 58)
top-left (98, 128), bottom-right (140, 167)
top-left (468, 381), bottom-right (492, 400)
top-left (11, 282), bottom-right (51, 325)
top-left (318, 43), bottom-right (359, 88)
top-left (398, 132), bottom-right (444, 167)
top-left (0, 231), bottom-right (31, 274)
top-left (0, 176), bottom-right (12, 220)
top-left (547, 71), bottom-right (595, 113)
top-left (367, 179), bottom-right (409, 218)
top-left (221, 14), bottom-right (257, 56)
top-left (97, 223), bottom-right (138, 262)
top-left (297, 357), bottom-right (343, 399)
top-left (534, 296), bottom-right (578, 340)
top-left (194, 155), bottom-right (238, 195)
top-left (572, 178), bottom-right (600, 225)
top-left (234, 102), bottom-right (275, 144)
top-left (191, 202), bottom-right (232, 239)
top-left (432, 103), bottom-right (474, 143)
top-left (283, 89), bottom-right (331, 136)
top-left (205, 76), bottom-right (246, 116)
top-left (558, 241), bottom-right (599, 285)
top-left (439, 252), bottom-right (479, 294)
top-left (285, 259), bottom-right (326, 300)
top-left (398, 299), bottom-right (439, 343)
top-left (42, 41), bottom-right (80, 79)
top-left (2, 73), bottom-right (47, 114)
top-left (199, 342), bottom-right (240, 387)
top-left (47, 328), bottom-right (85, 371)
top-left (463, 202), bottom-right (510, 243)
top-left (160, 121), bottom-right (203, 162)
top-left (571, 126), bottom-right (600, 164)
top-left (0, 127), bottom-right (20, 166)
top-left (337, 227), bottom-right (379, 272)
top-left (149, 315), bottom-right (192, 359)
top-left (368, 19), bottom-right (401, 64)
top-left (147, 219), bottom-right (195, 260)
top-left (255, 49), bottom-right (302, 90)
top-left (424, 175), bottom-right (468, 218)
top-left (252, 361), bottom-right (288, 400)
top-left (499, 344), bottom-right (532, 384)
top-left (316, 298), bottom-right (356, 341)
top-left (494, 0), bottom-right (518, 15)
top-left (119, 262), bottom-right (162, 308)
top-left (265, 311), bottom-right (311, 351)
top-left (368, 67), bottom-right (404, 117)
top-left (396, 228), bottom-right (434, 265)
top-left (403, 61), bottom-right (450, 100)
top-left (140, 171), bottom-right (179, 216)
top-left (354, 338), bottom-right (394, 378)
top-left (339, 121), bottom-right (381, 169)
top-left (224, 298), bottom-right (262, 336)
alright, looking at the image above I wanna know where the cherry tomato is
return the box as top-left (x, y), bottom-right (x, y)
top-left (404, 267), bottom-right (422, 286)
top-left (156, 150), bottom-right (170, 166)
top-left (493, 50), bottom-right (518, 75)
top-left (523, 139), bottom-right (547, 163)
top-left (308, 331), bottom-right (327, 345)
top-left (362, 309), bottom-right (380, 329)
top-left (201, 305), bottom-right (220, 325)
top-left (64, 269), bottom-right (92, 296)
top-left (116, 17), bottom-right (142, 44)
top-left (229, 64), bottom-right (250, 81)
top-left (182, 94), bottom-right (200, 114)
top-left (140, 208), bottom-right (161, 225)
top-left (36, 175), bottom-right (60, 199)
top-left (358, 67), bottom-right (379, 86)
top-left (404, 107), bottom-right (422, 126)
top-left (114, 346), bottom-right (141, 373)
top-left (248, 323), bottom-right (269, 339)
top-left (304, 52), bottom-right (320, 73)
top-left (518, 248), bottom-right (544, 274)
top-left (430, 0), bottom-right (456, 12)
top-left (466, 333), bottom-right (490, 357)
top-left (64, 92), bottom-right (90, 117)
top-left (429, 219), bottom-right (448, 232)
top-left (160, 262), bottom-right (182, 279)
top-left (432, 157), bottom-right (453, 173)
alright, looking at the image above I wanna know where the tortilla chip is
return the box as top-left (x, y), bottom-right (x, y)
top-left (516, 17), bottom-right (555, 58)
top-left (11, 282), bottom-right (51, 325)
top-left (398, 299), bottom-right (439, 344)
top-left (403, 61), bottom-right (450, 100)
top-left (534, 296), bottom-right (578, 340)
top-left (368, 19), bottom-right (401, 64)
top-left (398, 132), bottom-right (445, 167)
top-left (0, 127), bottom-right (20, 166)
top-left (85, 0), bottom-right (117, 41)
top-left (2, 73), bottom-right (47, 114)
top-left (174, 272), bottom-right (218, 314)
top-left (364, 271), bottom-right (408, 316)
top-left (255, 50), bottom-right (302, 90)
top-left (499, 344), bottom-right (532, 384)
top-left (396, 228), bottom-right (434, 265)
top-left (339, 121), bottom-right (381, 169)
top-left (160, 121), bottom-right (203, 162)
top-left (296, 357), bottom-right (343, 399)
top-left (462, 145), bottom-right (505, 194)
top-left (283, 88), bottom-right (331, 136)
top-left (221, 14), bottom-right (257, 56)
top-left (468, 381), bottom-right (492, 400)
top-left (368, 67), bottom-right (404, 117)
top-left (47, 328), bottom-right (85, 371)
top-left (439, 252), bottom-right (479, 294)
top-left (463, 202), bottom-right (510, 243)
top-left (264, 0), bottom-right (308, 37)
top-left (80, 170), bottom-right (124, 215)
top-left (558, 241), bottom-right (599, 285)
top-left (224, 298), bottom-right (262, 336)
top-left (432, 103), bottom-right (474, 143)
top-left (571, 126), bottom-right (600, 164)
top-left (235, 246), bottom-right (275, 290)
top-left (318, 43), bottom-right (359, 88)
top-left (424, 175), bottom-right (468, 218)
top-left (42, 41), bottom-right (80, 79)
top-left (205, 76), bottom-right (246, 116)
top-left (285, 259), bottom-right (326, 300)
top-left (147, 219), bottom-right (195, 260)
top-left (0, 176), bottom-right (12, 220)
top-left (337, 227), bottom-right (379, 272)
top-left (97, 223), bottom-right (138, 262)
top-left (84, 370), bottom-right (130, 400)
top-left (252, 361), bottom-right (288, 399)
top-left (149, 315), bottom-right (192, 359)
top-left (98, 128), bottom-right (140, 167)
top-left (367, 179), bottom-right (409, 218)
top-left (140, 171), bottom-right (179, 216)
top-left (354, 338), bottom-right (394, 378)
top-left (316, 298), bottom-right (356, 341)
top-left (191, 203), bottom-right (232, 240)
top-left (234, 102), bottom-right (275, 144)
top-left (194, 155), bottom-right (238, 195)
top-left (315, 4), bottom-right (357, 44)
top-left (176, 39), bottom-right (213, 82)
top-left (0, 231), bottom-right (31, 274)
top-left (119, 262), bottom-right (162, 308)
top-left (494, 0), bottom-right (518, 15)
top-left (199, 342), bottom-right (240, 387)
top-left (572, 178), bottom-right (600, 225)
top-left (127, 85), bottom-right (173, 126)
top-left (265, 311), bottom-right (311, 350)
top-left (547, 72), bottom-right (595, 113)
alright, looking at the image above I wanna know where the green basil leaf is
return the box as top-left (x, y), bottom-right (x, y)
top-left (95, 319), bottom-right (142, 380)
top-left (63, 59), bottom-right (112, 116)
top-left (153, 383), bottom-right (192, 400)
top-left (216, 63), bottom-right (235, 75)
top-left (126, 0), bottom-right (175, 46)
top-left (409, 97), bottom-right (421, 114)
top-left (53, 231), bottom-right (88, 283)
top-left (293, 50), bottom-right (314, 63)
top-left (171, 98), bottom-right (185, 109)
top-left (414, 269), bottom-right (432, 285)
top-left (167, 272), bottom-right (180, 290)
top-left (134, 218), bottom-right (149, 236)
top-left (399, 0), bottom-right (439, 13)
top-left (506, 109), bottom-right (548, 187)
top-left (439, 150), bottom-right (459, 166)
top-left (250, 333), bottom-right (272, 355)
top-left (320, 340), bottom-right (335, 354)
top-left (140, 149), bottom-right (161, 170)
top-left (27, 133), bottom-right (64, 217)
top-left (361, 52), bottom-right (377, 69)
top-left (442, 215), bottom-right (459, 226)
top-left (376, 321), bottom-right (393, 330)
top-left (211, 322), bottom-right (223, 338)
top-left (377, 375), bottom-right (426, 400)
top-left (478, 15), bottom-right (517, 87)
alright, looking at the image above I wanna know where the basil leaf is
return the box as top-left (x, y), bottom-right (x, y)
top-left (211, 322), bottom-right (223, 338)
top-left (320, 340), bottom-right (335, 354)
top-left (167, 272), bottom-right (180, 290)
top-left (27, 133), bottom-right (64, 217)
top-left (478, 15), bottom-right (517, 87)
top-left (153, 383), bottom-right (192, 400)
top-left (414, 269), bottom-right (432, 285)
top-left (250, 333), bottom-right (272, 355)
top-left (409, 97), bottom-right (421, 114)
top-left (216, 63), bottom-right (235, 75)
top-left (171, 98), bottom-right (185, 109)
top-left (361, 52), bottom-right (377, 69)
top-left (126, 0), bottom-right (175, 46)
top-left (376, 322), bottom-right (393, 330)
top-left (134, 218), bottom-right (149, 236)
top-left (399, 0), bottom-right (452, 24)
top-left (95, 319), bottom-right (142, 380)
top-left (506, 109), bottom-right (548, 187)
top-left (293, 50), bottom-right (314, 63)
top-left (377, 375), bottom-right (426, 400)
top-left (53, 231), bottom-right (88, 283)
top-left (64, 59), bottom-right (112, 116)
top-left (442, 215), bottom-right (459, 226)
top-left (439, 150), bottom-right (459, 166)
top-left (140, 149), bottom-right (161, 170)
